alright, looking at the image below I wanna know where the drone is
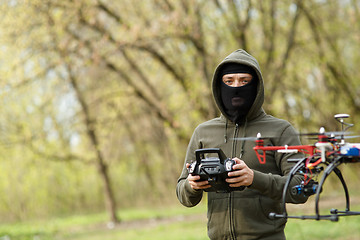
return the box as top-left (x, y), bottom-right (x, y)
top-left (252, 114), bottom-right (360, 221)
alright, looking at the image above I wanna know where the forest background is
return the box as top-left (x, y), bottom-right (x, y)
top-left (1, 0), bottom-right (360, 227)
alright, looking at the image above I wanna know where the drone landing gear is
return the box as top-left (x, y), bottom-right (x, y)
top-left (269, 157), bottom-right (360, 221)
top-left (316, 159), bottom-right (360, 219)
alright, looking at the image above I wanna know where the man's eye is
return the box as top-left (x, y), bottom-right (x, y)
top-left (242, 78), bottom-right (252, 84)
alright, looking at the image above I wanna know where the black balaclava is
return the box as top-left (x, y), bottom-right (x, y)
top-left (220, 63), bottom-right (258, 124)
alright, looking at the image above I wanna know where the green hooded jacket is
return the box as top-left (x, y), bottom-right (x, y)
top-left (176, 49), bottom-right (307, 240)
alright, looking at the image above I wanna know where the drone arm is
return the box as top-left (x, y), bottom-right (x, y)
top-left (254, 145), bottom-right (316, 164)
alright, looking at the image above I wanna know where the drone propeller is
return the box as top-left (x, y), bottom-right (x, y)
top-left (303, 135), bottom-right (358, 140)
top-left (298, 131), bottom-right (353, 137)
top-left (298, 126), bottom-right (353, 137)
top-left (331, 135), bottom-right (360, 140)
top-left (233, 133), bottom-right (279, 141)
top-left (233, 128), bottom-right (359, 142)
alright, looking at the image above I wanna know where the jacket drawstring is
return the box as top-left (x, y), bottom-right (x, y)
top-left (224, 119), bottom-right (228, 143)
top-left (227, 118), bottom-right (248, 158)
top-left (224, 119), bottom-right (247, 159)
top-left (239, 119), bottom-right (248, 158)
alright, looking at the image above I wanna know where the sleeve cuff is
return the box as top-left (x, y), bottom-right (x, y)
top-left (184, 178), bottom-right (203, 195)
top-left (248, 170), bottom-right (269, 192)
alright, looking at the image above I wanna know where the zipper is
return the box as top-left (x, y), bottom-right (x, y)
top-left (229, 120), bottom-right (248, 239)
top-left (229, 123), bottom-right (239, 240)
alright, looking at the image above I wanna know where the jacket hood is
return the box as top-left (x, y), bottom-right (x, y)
top-left (212, 49), bottom-right (265, 122)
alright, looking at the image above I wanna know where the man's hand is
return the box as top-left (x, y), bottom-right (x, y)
top-left (226, 158), bottom-right (254, 187)
top-left (186, 163), bottom-right (211, 190)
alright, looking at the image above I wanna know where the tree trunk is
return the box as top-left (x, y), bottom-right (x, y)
top-left (67, 65), bottom-right (120, 223)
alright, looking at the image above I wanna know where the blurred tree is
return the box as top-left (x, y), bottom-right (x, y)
top-left (0, 0), bottom-right (360, 222)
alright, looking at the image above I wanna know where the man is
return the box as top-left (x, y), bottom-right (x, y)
top-left (176, 49), bottom-right (307, 240)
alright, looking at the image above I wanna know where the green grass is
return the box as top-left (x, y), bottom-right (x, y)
top-left (285, 216), bottom-right (360, 240)
top-left (0, 204), bottom-right (208, 240)
top-left (61, 217), bottom-right (208, 240)
top-left (0, 212), bottom-right (107, 240)
top-left (1, 202), bottom-right (360, 240)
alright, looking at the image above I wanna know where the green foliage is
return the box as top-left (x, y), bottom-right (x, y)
top-left (0, 0), bottom-right (360, 222)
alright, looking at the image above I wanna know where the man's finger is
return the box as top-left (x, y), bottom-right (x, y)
top-left (233, 157), bottom-right (242, 164)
